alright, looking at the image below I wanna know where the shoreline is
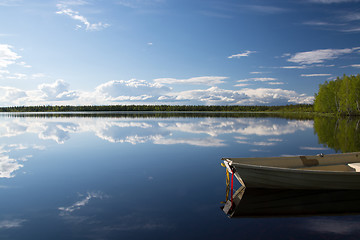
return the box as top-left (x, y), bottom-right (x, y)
top-left (0, 104), bottom-right (314, 113)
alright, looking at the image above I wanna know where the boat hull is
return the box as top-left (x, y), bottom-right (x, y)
top-left (228, 188), bottom-right (360, 218)
top-left (232, 163), bottom-right (360, 189)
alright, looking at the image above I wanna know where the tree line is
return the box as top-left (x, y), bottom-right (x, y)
top-left (0, 104), bottom-right (314, 113)
top-left (314, 74), bottom-right (360, 115)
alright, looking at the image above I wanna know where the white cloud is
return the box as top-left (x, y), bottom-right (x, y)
top-left (38, 79), bottom-right (79, 101)
top-left (249, 149), bottom-right (268, 152)
top-left (234, 83), bottom-right (251, 87)
top-left (17, 61), bottom-right (31, 68)
top-left (237, 88), bottom-right (314, 105)
top-left (153, 76), bottom-right (227, 85)
top-left (0, 87), bottom-right (27, 103)
top-left (350, 64), bottom-right (360, 68)
top-left (0, 69), bottom-right (9, 75)
top-left (95, 79), bottom-right (171, 101)
top-left (267, 82), bottom-right (284, 85)
top-left (237, 77), bottom-right (277, 83)
top-left (268, 138), bottom-right (283, 142)
top-left (0, 44), bottom-right (21, 68)
top-left (281, 66), bottom-right (308, 69)
top-left (235, 77), bottom-right (282, 86)
top-left (56, 3), bottom-right (110, 31)
top-left (341, 27), bottom-right (360, 32)
top-left (163, 87), bottom-right (248, 105)
top-left (31, 73), bottom-right (47, 79)
top-left (58, 0), bottom-right (88, 6)
top-left (116, 0), bottom-right (164, 8)
top-left (287, 47), bottom-right (360, 65)
top-left (7, 73), bottom-right (27, 80)
top-left (252, 77), bottom-right (277, 82)
top-left (245, 5), bottom-right (287, 14)
top-left (0, 0), bottom-right (22, 7)
top-left (301, 74), bottom-right (332, 77)
top-left (252, 141), bottom-right (276, 146)
top-left (228, 50), bottom-right (256, 59)
top-left (0, 76), bottom-right (312, 106)
top-left (163, 86), bottom-right (313, 105)
top-left (344, 13), bottom-right (360, 21)
top-left (303, 21), bottom-right (332, 26)
top-left (302, 21), bottom-right (345, 27)
top-left (300, 146), bottom-right (329, 150)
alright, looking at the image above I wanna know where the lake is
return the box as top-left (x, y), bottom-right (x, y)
top-left (0, 112), bottom-right (359, 240)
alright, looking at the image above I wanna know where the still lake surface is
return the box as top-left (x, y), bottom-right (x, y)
top-left (0, 112), bottom-right (359, 240)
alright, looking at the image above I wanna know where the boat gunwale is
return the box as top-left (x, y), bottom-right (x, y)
top-left (222, 152), bottom-right (360, 163)
top-left (229, 162), bottom-right (360, 175)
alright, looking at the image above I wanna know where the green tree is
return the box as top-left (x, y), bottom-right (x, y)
top-left (339, 74), bottom-right (353, 115)
top-left (314, 74), bottom-right (360, 115)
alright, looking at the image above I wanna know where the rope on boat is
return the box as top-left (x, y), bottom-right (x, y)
top-left (220, 163), bottom-right (230, 204)
top-left (221, 162), bottom-right (235, 208)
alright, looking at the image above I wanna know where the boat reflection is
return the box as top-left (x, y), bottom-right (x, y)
top-left (222, 187), bottom-right (360, 218)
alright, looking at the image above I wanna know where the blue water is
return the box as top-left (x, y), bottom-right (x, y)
top-left (0, 113), bottom-right (358, 239)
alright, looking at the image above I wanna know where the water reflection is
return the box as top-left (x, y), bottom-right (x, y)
top-left (304, 218), bottom-right (360, 235)
top-left (222, 187), bottom-right (360, 218)
top-left (0, 117), bottom-right (313, 146)
top-left (0, 144), bottom-right (43, 178)
top-left (0, 114), bottom-right (354, 239)
top-left (0, 116), bottom-right (315, 178)
top-left (0, 116), bottom-right (321, 181)
top-left (314, 117), bottom-right (360, 153)
top-left (59, 191), bottom-right (107, 216)
top-left (0, 219), bottom-right (26, 229)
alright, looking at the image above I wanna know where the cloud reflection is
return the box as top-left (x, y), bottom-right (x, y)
top-left (0, 155), bottom-right (23, 178)
top-left (154, 137), bottom-right (226, 147)
top-left (0, 144), bottom-right (45, 178)
top-left (96, 213), bottom-right (174, 233)
top-left (0, 117), bottom-right (313, 147)
top-left (0, 219), bottom-right (26, 229)
top-left (0, 116), bottom-right (315, 177)
top-left (0, 121), bottom-right (28, 137)
top-left (38, 122), bottom-right (79, 144)
top-left (305, 218), bottom-right (360, 235)
top-left (233, 119), bottom-right (313, 136)
top-left (59, 191), bottom-right (107, 216)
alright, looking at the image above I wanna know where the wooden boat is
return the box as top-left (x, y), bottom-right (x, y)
top-left (222, 152), bottom-right (360, 189)
top-left (223, 187), bottom-right (360, 218)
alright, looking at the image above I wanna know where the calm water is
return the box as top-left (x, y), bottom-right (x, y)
top-left (0, 112), bottom-right (359, 240)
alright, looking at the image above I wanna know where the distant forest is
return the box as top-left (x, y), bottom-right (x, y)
top-left (314, 74), bottom-right (360, 115)
top-left (0, 104), bottom-right (314, 113)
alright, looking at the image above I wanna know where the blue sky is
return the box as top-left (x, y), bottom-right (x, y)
top-left (0, 0), bottom-right (360, 106)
